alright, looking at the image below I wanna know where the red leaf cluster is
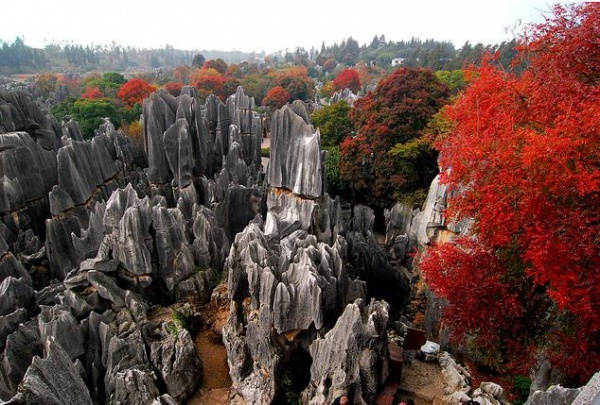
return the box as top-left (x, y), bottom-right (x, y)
top-left (333, 68), bottom-right (361, 93)
top-left (262, 86), bottom-right (290, 110)
top-left (340, 67), bottom-right (447, 206)
top-left (420, 3), bottom-right (600, 381)
top-left (117, 78), bottom-right (156, 107)
top-left (81, 86), bottom-right (103, 100)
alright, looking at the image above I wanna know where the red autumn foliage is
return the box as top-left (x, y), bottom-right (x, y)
top-left (333, 68), bottom-right (361, 93)
top-left (340, 67), bottom-right (447, 207)
top-left (117, 78), bottom-right (156, 107)
top-left (269, 66), bottom-right (314, 101)
top-left (262, 86), bottom-right (291, 110)
top-left (173, 65), bottom-right (191, 84)
top-left (164, 81), bottom-right (184, 97)
top-left (81, 86), bottom-right (104, 99)
top-left (419, 3), bottom-right (600, 382)
top-left (202, 58), bottom-right (228, 75)
top-left (193, 73), bottom-right (227, 101)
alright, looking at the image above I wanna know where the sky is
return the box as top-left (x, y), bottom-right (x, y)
top-left (2, 0), bottom-right (563, 53)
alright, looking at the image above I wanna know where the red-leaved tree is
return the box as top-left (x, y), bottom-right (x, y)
top-left (117, 78), bottom-right (156, 107)
top-left (262, 86), bottom-right (291, 110)
top-left (419, 3), bottom-right (600, 382)
top-left (333, 68), bottom-right (361, 93)
top-left (340, 67), bottom-right (448, 207)
top-left (81, 86), bottom-right (104, 99)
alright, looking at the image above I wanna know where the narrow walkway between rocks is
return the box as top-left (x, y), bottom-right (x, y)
top-left (395, 359), bottom-right (446, 405)
top-left (187, 329), bottom-right (232, 404)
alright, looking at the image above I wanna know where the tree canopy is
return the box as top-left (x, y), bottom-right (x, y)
top-left (340, 67), bottom-right (448, 208)
top-left (419, 3), bottom-right (600, 382)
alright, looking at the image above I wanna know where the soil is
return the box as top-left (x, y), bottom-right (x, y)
top-left (396, 357), bottom-right (446, 405)
top-left (186, 329), bottom-right (232, 404)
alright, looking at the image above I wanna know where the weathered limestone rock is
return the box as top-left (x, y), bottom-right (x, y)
top-left (87, 270), bottom-right (126, 309)
top-left (525, 384), bottom-right (580, 405)
top-left (345, 229), bottom-right (410, 305)
top-left (62, 119), bottom-right (84, 142)
top-left (471, 381), bottom-right (511, 405)
top-left (226, 87), bottom-right (262, 168)
top-left (45, 215), bottom-right (83, 280)
top-left (48, 185), bottom-right (75, 215)
top-left (103, 186), bottom-right (154, 280)
top-left (55, 289), bottom-right (92, 319)
top-left (192, 204), bottom-right (230, 271)
top-left (38, 305), bottom-right (84, 360)
top-left (111, 368), bottom-right (160, 405)
top-left (176, 268), bottom-right (218, 304)
top-left (438, 351), bottom-right (472, 403)
top-left (7, 338), bottom-right (92, 405)
top-left (302, 299), bottom-right (390, 405)
top-left (143, 90), bottom-right (178, 184)
top-left (0, 308), bottom-right (27, 349)
top-left (224, 219), bottom-right (349, 404)
top-left (0, 251), bottom-right (32, 285)
top-left (143, 89), bottom-right (213, 185)
top-left (0, 276), bottom-right (34, 316)
top-left (0, 132), bottom-right (57, 213)
top-left (572, 372), bottom-right (600, 405)
top-left (268, 105), bottom-right (322, 198)
top-left (0, 90), bottom-right (62, 151)
top-left (0, 320), bottom-right (43, 400)
top-left (385, 202), bottom-right (417, 260)
top-left (71, 201), bottom-right (106, 260)
top-left (152, 205), bottom-right (194, 293)
top-left (330, 88), bottom-right (359, 106)
top-left (149, 328), bottom-right (202, 402)
top-left (103, 309), bottom-right (157, 404)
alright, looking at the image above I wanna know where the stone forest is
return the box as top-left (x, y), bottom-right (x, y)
top-left (0, 3), bottom-right (598, 405)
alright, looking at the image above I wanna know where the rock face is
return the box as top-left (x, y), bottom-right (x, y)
top-left (0, 86), bottom-right (416, 405)
top-left (267, 104), bottom-right (322, 198)
top-left (149, 328), bottom-right (202, 402)
top-left (7, 338), bottom-right (93, 405)
top-left (302, 299), bottom-right (390, 405)
top-left (524, 385), bottom-right (581, 405)
top-left (223, 215), bottom-right (357, 404)
top-left (572, 372), bottom-right (600, 405)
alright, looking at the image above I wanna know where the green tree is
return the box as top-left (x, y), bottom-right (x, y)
top-left (71, 98), bottom-right (121, 139)
top-left (191, 53), bottom-right (205, 68)
top-left (434, 70), bottom-right (467, 96)
top-left (311, 101), bottom-right (353, 147)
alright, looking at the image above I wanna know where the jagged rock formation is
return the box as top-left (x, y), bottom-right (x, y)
top-left (571, 372), bottom-right (600, 405)
top-left (346, 205), bottom-right (411, 307)
top-left (267, 103), bottom-right (322, 199)
top-left (223, 217), bottom-right (358, 404)
top-left (301, 299), bottom-right (390, 405)
top-left (222, 100), bottom-right (408, 405)
top-left (7, 338), bottom-right (93, 405)
top-left (0, 85), bottom-right (421, 405)
top-left (330, 88), bottom-right (359, 106)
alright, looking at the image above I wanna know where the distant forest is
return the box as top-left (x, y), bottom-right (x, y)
top-left (0, 35), bottom-right (519, 74)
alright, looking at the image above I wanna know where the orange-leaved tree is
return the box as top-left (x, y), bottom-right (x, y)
top-left (81, 86), bottom-right (104, 99)
top-left (117, 78), bottom-right (156, 107)
top-left (419, 3), bottom-right (600, 382)
top-left (270, 66), bottom-right (314, 101)
top-left (262, 86), bottom-right (290, 110)
top-left (191, 68), bottom-right (227, 101)
top-left (333, 68), bottom-right (361, 93)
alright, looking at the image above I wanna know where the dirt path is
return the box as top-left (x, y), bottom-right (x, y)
top-left (186, 329), bottom-right (232, 404)
top-left (396, 358), bottom-right (446, 405)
